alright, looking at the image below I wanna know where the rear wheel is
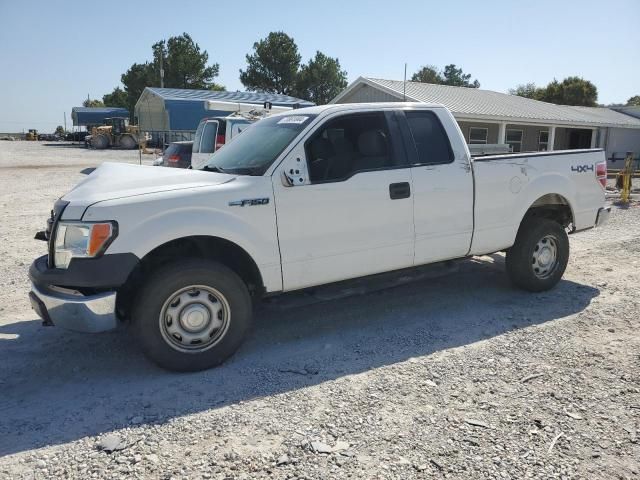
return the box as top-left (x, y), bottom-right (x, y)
top-left (132, 259), bottom-right (252, 371)
top-left (119, 134), bottom-right (137, 149)
top-left (505, 217), bottom-right (569, 292)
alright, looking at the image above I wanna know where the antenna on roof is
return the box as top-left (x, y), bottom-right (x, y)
top-left (403, 63), bottom-right (407, 101)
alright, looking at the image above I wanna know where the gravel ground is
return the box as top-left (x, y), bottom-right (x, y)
top-left (0, 141), bottom-right (639, 479)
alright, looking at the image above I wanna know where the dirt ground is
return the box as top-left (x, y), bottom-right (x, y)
top-left (0, 141), bottom-right (638, 479)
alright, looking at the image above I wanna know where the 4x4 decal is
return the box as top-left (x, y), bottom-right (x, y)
top-left (572, 165), bottom-right (594, 173)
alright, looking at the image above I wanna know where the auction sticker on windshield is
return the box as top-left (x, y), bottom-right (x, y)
top-left (277, 116), bottom-right (309, 125)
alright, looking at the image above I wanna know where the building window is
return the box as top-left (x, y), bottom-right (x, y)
top-left (469, 127), bottom-right (488, 144)
top-left (506, 129), bottom-right (523, 152)
top-left (538, 130), bottom-right (549, 151)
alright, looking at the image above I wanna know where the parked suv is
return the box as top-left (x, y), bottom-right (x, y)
top-left (158, 141), bottom-right (193, 168)
top-left (191, 116), bottom-right (252, 170)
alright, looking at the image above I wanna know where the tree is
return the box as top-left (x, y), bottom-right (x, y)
top-left (411, 65), bottom-right (443, 84)
top-left (510, 77), bottom-right (598, 106)
top-left (151, 33), bottom-right (221, 90)
top-left (240, 32), bottom-right (301, 94)
top-left (539, 77), bottom-right (597, 106)
top-left (102, 87), bottom-right (128, 109)
top-left (441, 64), bottom-right (480, 88)
top-left (120, 62), bottom-right (155, 114)
top-left (627, 95), bottom-right (640, 106)
top-left (508, 83), bottom-right (542, 100)
top-left (102, 33), bottom-right (222, 117)
top-left (410, 64), bottom-right (479, 88)
top-left (55, 125), bottom-right (65, 135)
top-left (294, 51), bottom-right (347, 104)
top-left (83, 98), bottom-right (104, 107)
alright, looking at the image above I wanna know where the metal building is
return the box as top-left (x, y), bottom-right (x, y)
top-left (71, 107), bottom-right (130, 127)
top-left (135, 87), bottom-right (314, 141)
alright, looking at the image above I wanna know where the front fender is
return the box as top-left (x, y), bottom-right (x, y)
top-left (82, 185), bottom-right (282, 292)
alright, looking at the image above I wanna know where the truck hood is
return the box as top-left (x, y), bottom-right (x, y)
top-left (61, 162), bottom-right (235, 214)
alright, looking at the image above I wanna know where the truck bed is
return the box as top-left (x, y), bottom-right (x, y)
top-left (469, 148), bottom-right (606, 255)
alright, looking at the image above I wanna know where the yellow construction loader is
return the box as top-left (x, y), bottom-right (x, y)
top-left (88, 117), bottom-right (147, 150)
top-left (25, 129), bottom-right (38, 141)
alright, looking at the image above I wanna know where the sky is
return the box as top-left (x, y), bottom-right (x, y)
top-left (1, 0), bottom-right (638, 132)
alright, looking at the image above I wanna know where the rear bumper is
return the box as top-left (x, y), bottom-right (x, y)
top-left (29, 283), bottom-right (117, 333)
top-left (595, 206), bottom-right (611, 228)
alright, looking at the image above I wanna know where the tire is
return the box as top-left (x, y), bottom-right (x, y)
top-left (91, 134), bottom-right (109, 150)
top-left (505, 217), bottom-right (569, 292)
top-left (132, 259), bottom-right (252, 371)
top-left (119, 134), bottom-right (137, 149)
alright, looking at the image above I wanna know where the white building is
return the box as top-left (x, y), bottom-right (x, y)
top-left (331, 77), bottom-right (640, 165)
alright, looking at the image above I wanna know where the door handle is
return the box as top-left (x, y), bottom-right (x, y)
top-left (389, 182), bottom-right (411, 199)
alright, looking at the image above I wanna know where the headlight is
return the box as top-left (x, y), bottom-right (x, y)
top-left (54, 222), bottom-right (117, 269)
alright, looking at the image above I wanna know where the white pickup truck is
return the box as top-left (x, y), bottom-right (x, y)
top-left (29, 103), bottom-right (610, 371)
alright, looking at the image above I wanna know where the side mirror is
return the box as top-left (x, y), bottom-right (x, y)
top-left (281, 148), bottom-right (309, 187)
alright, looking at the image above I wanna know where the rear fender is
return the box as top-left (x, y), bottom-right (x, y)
top-left (511, 172), bottom-right (576, 240)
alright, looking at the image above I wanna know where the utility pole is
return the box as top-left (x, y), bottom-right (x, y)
top-left (63, 112), bottom-right (67, 133)
top-left (160, 49), bottom-right (164, 88)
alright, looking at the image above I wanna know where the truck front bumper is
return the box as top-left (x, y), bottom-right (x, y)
top-left (29, 283), bottom-right (117, 333)
top-left (28, 253), bottom-right (139, 333)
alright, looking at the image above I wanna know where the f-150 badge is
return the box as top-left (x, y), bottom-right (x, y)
top-left (229, 198), bottom-right (270, 207)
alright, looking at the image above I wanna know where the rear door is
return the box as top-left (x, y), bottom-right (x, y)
top-left (191, 119), bottom-right (219, 170)
top-left (399, 109), bottom-right (474, 265)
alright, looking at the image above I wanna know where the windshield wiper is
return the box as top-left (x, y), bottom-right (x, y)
top-left (202, 165), bottom-right (226, 173)
top-left (223, 166), bottom-right (264, 176)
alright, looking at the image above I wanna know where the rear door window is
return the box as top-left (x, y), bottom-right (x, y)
top-left (403, 110), bottom-right (453, 165)
top-left (230, 121), bottom-right (250, 139)
top-left (164, 143), bottom-right (180, 157)
top-left (199, 121), bottom-right (219, 154)
top-left (193, 121), bottom-right (206, 152)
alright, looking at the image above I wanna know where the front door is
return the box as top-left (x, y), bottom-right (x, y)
top-left (273, 111), bottom-right (415, 291)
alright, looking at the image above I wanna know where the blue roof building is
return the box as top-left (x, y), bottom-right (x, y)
top-left (135, 87), bottom-right (314, 133)
top-left (71, 107), bottom-right (130, 126)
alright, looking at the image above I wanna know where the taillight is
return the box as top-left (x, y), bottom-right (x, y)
top-left (215, 134), bottom-right (225, 150)
top-left (168, 154), bottom-right (180, 163)
top-left (596, 161), bottom-right (607, 188)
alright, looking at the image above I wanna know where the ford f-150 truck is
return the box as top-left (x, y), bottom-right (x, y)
top-left (29, 103), bottom-right (610, 371)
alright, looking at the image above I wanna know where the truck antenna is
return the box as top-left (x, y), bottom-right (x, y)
top-left (403, 63), bottom-right (407, 101)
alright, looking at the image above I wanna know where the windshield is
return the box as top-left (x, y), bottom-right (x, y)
top-left (205, 114), bottom-right (316, 175)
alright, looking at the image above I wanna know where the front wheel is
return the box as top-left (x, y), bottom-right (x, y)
top-left (505, 217), bottom-right (569, 292)
top-left (119, 134), bottom-right (137, 149)
top-left (132, 259), bottom-right (252, 371)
